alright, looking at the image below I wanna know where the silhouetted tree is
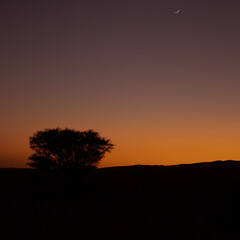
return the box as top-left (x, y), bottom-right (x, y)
top-left (27, 128), bottom-right (114, 170)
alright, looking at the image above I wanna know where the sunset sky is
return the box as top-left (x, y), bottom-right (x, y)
top-left (1, 0), bottom-right (240, 168)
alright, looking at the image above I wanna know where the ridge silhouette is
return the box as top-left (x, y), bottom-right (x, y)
top-left (1, 160), bottom-right (240, 239)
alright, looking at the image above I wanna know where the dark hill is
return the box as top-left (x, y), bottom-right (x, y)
top-left (90, 160), bottom-right (240, 184)
top-left (1, 160), bottom-right (240, 239)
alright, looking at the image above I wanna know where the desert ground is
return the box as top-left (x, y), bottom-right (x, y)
top-left (1, 160), bottom-right (240, 239)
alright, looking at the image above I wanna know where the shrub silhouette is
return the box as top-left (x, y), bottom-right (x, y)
top-left (27, 128), bottom-right (114, 170)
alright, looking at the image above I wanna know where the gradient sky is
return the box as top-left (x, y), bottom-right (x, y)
top-left (1, 0), bottom-right (240, 168)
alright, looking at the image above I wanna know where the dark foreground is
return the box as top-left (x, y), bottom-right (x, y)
top-left (1, 160), bottom-right (240, 239)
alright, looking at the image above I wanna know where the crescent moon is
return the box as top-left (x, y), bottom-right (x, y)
top-left (174, 9), bottom-right (180, 14)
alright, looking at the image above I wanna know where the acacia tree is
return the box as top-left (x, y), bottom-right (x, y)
top-left (27, 128), bottom-right (114, 170)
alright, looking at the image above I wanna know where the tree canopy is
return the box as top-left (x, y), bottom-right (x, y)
top-left (27, 128), bottom-right (114, 170)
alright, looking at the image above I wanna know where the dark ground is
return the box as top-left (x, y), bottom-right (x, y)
top-left (1, 160), bottom-right (240, 239)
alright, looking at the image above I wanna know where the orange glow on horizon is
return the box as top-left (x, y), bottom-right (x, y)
top-left (1, 116), bottom-right (240, 168)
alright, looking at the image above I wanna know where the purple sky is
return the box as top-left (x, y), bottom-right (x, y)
top-left (1, 0), bottom-right (240, 167)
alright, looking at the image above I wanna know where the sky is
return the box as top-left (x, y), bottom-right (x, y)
top-left (1, 0), bottom-right (240, 168)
